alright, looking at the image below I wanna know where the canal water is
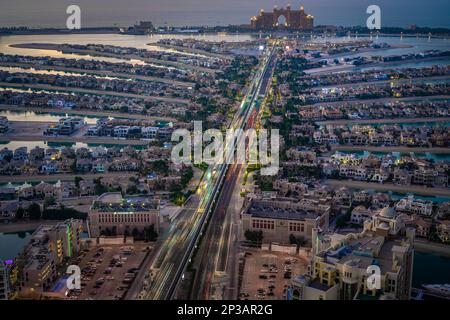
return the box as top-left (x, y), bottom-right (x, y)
top-left (0, 109), bottom-right (100, 124)
top-left (0, 230), bottom-right (33, 260)
top-left (413, 251), bottom-right (450, 287)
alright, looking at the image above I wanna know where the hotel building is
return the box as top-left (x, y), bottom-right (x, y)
top-left (289, 206), bottom-right (415, 300)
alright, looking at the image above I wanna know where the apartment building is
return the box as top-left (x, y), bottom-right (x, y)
top-left (20, 219), bottom-right (83, 295)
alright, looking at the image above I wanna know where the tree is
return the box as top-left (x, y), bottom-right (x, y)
top-left (144, 225), bottom-right (158, 242)
top-left (126, 185), bottom-right (138, 195)
top-left (45, 196), bottom-right (56, 207)
top-left (289, 234), bottom-right (306, 248)
top-left (94, 180), bottom-right (107, 195)
top-left (74, 176), bottom-right (84, 188)
top-left (132, 227), bottom-right (139, 239)
top-left (27, 203), bottom-right (41, 220)
top-left (244, 229), bottom-right (263, 244)
top-left (41, 207), bottom-right (86, 220)
top-left (15, 207), bottom-right (25, 220)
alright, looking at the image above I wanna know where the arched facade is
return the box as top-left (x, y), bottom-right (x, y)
top-left (250, 5), bottom-right (314, 30)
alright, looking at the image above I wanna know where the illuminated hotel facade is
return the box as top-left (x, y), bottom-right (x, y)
top-left (251, 4), bottom-right (314, 30)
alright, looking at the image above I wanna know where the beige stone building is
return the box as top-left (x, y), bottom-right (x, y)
top-left (88, 193), bottom-right (160, 237)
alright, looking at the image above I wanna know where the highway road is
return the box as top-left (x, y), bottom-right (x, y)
top-left (190, 47), bottom-right (277, 300)
top-left (136, 46), bottom-right (275, 300)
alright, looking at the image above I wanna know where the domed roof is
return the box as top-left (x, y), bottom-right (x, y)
top-left (378, 222), bottom-right (390, 229)
top-left (379, 206), bottom-right (396, 218)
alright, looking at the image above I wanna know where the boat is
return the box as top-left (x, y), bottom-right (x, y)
top-left (422, 284), bottom-right (450, 298)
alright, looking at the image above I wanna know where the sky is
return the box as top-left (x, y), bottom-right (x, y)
top-left (0, 0), bottom-right (449, 28)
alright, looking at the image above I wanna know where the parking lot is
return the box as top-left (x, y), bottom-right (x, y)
top-left (67, 244), bottom-right (151, 300)
top-left (239, 250), bottom-right (308, 300)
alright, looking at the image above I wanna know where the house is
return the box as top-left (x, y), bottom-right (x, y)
top-left (393, 169), bottom-right (412, 185)
top-left (0, 148), bottom-right (13, 161)
top-left (91, 146), bottom-right (108, 158)
top-left (59, 158), bottom-right (75, 173)
top-left (414, 216), bottom-right (432, 238)
top-left (40, 160), bottom-right (59, 174)
top-left (339, 165), bottom-right (367, 181)
top-left (371, 169), bottom-right (390, 183)
top-left (92, 159), bottom-right (108, 173)
top-left (395, 196), bottom-right (433, 216)
top-left (332, 187), bottom-right (353, 211)
top-left (350, 205), bottom-right (375, 225)
top-left (0, 116), bottom-right (9, 133)
top-left (18, 186), bottom-right (34, 199)
top-left (274, 180), bottom-right (308, 197)
top-left (79, 180), bottom-right (95, 196)
top-left (437, 220), bottom-right (450, 243)
top-left (113, 126), bottom-right (130, 138)
top-left (437, 202), bottom-right (450, 219)
top-left (109, 158), bottom-right (140, 171)
top-left (76, 158), bottom-right (92, 173)
top-left (34, 182), bottom-right (57, 199)
top-left (58, 182), bottom-right (77, 199)
top-left (76, 147), bottom-right (91, 159)
top-left (141, 126), bottom-right (159, 140)
top-left (413, 169), bottom-right (448, 187)
top-left (29, 147), bottom-right (45, 161)
top-left (0, 200), bottom-right (19, 220)
top-left (353, 190), bottom-right (371, 204)
top-left (13, 147), bottom-right (28, 161)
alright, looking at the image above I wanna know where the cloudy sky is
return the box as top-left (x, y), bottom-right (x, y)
top-left (1, 0), bottom-right (449, 28)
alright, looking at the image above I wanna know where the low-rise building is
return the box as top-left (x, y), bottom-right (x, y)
top-left (350, 205), bottom-right (375, 225)
top-left (241, 199), bottom-right (330, 245)
top-left (437, 220), bottom-right (450, 243)
top-left (88, 193), bottom-right (160, 237)
top-left (395, 196), bottom-right (433, 217)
